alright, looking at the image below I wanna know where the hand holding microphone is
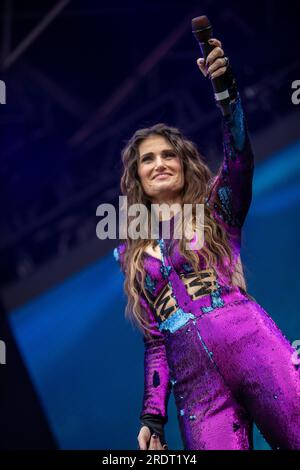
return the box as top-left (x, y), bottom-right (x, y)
top-left (192, 16), bottom-right (238, 116)
top-left (196, 38), bottom-right (228, 80)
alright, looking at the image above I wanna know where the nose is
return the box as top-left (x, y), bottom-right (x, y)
top-left (154, 154), bottom-right (167, 169)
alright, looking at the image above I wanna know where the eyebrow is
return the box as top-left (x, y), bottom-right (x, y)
top-left (139, 149), bottom-right (175, 160)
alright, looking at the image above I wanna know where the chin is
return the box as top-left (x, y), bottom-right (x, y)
top-left (155, 180), bottom-right (173, 186)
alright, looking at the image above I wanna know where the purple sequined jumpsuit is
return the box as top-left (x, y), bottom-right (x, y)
top-left (114, 95), bottom-right (300, 450)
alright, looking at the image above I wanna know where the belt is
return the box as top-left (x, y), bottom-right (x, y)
top-left (160, 285), bottom-right (252, 332)
top-left (151, 268), bottom-right (219, 324)
top-left (144, 269), bottom-right (253, 334)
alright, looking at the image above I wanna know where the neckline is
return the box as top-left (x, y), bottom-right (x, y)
top-left (143, 211), bottom-right (180, 261)
top-left (143, 237), bottom-right (175, 263)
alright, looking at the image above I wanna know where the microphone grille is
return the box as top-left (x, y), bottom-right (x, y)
top-left (191, 15), bottom-right (211, 31)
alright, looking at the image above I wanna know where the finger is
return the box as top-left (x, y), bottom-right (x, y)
top-left (137, 438), bottom-right (148, 451)
top-left (206, 46), bottom-right (224, 66)
top-left (196, 58), bottom-right (208, 76)
top-left (137, 427), bottom-right (150, 450)
top-left (211, 66), bottom-right (227, 79)
top-left (207, 57), bottom-right (228, 75)
top-left (155, 437), bottom-right (165, 450)
top-left (208, 37), bottom-right (222, 48)
top-left (138, 442), bottom-right (147, 450)
top-left (151, 434), bottom-right (160, 450)
top-left (148, 434), bottom-right (160, 450)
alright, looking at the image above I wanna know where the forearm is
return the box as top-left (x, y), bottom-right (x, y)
top-left (139, 293), bottom-right (172, 420)
top-left (222, 93), bottom-right (254, 225)
top-left (140, 333), bottom-right (172, 419)
top-left (223, 92), bottom-right (252, 158)
top-left (207, 92), bottom-right (254, 229)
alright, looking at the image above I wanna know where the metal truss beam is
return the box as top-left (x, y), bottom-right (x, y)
top-left (68, 8), bottom-right (199, 147)
top-left (2, 0), bottom-right (71, 70)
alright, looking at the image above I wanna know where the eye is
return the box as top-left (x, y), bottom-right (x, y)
top-left (164, 151), bottom-right (176, 158)
top-left (141, 155), bottom-right (152, 162)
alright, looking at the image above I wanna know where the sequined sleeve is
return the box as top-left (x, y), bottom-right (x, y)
top-left (113, 243), bottom-right (172, 424)
top-left (206, 93), bottom-right (254, 229)
top-left (139, 293), bottom-right (173, 423)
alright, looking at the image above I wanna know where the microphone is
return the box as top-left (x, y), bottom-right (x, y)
top-left (191, 15), bottom-right (236, 116)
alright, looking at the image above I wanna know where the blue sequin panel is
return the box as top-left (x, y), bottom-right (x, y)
top-left (201, 282), bottom-right (225, 313)
top-left (144, 273), bottom-right (157, 295)
top-left (159, 308), bottom-right (195, 334)
top-left (160, 265), bottom-right (172, 279)
top-left (229, 96), bottom-right (246, 152)
top-left (113, 247), bottom-right (119, 262)
top-left (216, 185), bottom-right (239, 227)
top-left (182, 263), bottom-right (193, 273)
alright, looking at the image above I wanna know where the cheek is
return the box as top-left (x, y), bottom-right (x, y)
top-left (175, 161), bottom-right (184, 181)
top-left (137, 167), bottom-right (149, 189)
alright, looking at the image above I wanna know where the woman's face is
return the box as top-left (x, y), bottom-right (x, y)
top-left (137, 134), bottom-right (184, 203)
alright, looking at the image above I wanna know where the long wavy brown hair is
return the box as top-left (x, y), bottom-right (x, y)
top-left (119, 123), bottom-right (244, 338)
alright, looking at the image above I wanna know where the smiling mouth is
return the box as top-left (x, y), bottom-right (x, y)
top-left (153, 173), bottom-right (172, 179)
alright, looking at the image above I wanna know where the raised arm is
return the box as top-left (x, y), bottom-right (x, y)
top-left (197, 38), bottom-right (254, 229)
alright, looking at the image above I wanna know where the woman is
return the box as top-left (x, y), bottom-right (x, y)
top-left (113, 38), bottom-right (300, 450)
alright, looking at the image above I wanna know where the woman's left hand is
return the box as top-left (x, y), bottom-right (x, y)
top-left (197, 38), bottom-right (228, 79)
